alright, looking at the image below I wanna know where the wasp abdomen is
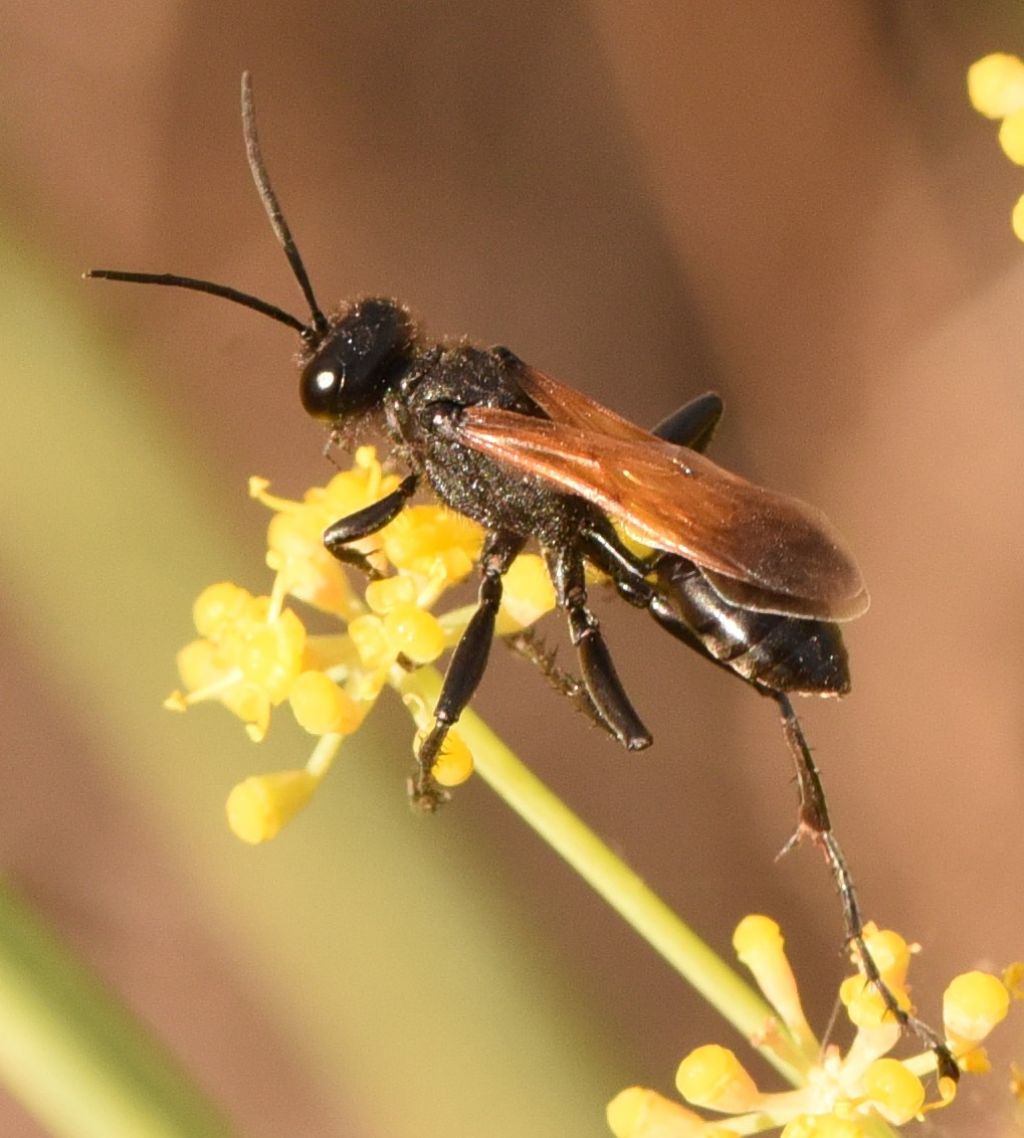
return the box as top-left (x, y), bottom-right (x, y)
top-left (658, 559), bottom-right (850, 696)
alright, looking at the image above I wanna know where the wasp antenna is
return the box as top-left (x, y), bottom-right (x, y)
top-left (241, 71), bottom-right (329, 340)
top-left (85, 269), bottom-right (309, 335)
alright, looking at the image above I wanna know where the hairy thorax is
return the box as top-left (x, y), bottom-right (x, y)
top-left (384, 343), bottom-right (594, 547)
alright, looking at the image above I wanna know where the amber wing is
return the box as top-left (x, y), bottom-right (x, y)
top-left (459, 365), bottom-right (868, 621)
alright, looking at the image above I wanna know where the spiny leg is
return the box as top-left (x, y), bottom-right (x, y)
top-left (771, 692), bottom-right (959, 1082)
top-left (412, 530), bottom-right (526, 811)
top-left (503, 627), bottom-right (610, 735)
top-left (582, 519), bottom-right (958, 1077)
top-left (545, 546), bottom-right (652, 750)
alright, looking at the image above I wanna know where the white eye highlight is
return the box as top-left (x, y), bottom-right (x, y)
top-left (315, 369), bottom-right (338, 392)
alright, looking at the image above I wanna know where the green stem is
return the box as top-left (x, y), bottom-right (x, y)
top-left (0, 881), bottom-right (237, 1138)
top-left (395, 666), bottom-right (808, 1083)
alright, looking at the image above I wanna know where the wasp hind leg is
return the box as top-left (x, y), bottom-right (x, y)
top-left (580, 519), bottom-right (958, 1078)
top-left (771, 692), bottom-right (959, 1083)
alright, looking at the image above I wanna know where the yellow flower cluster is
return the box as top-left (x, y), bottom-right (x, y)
top-left (608, 916), bottom-right (1014, 1137)
top-left (968, 52), bottom-right (1024, 239)
top-left (165, 447), bottom-right (556, 842)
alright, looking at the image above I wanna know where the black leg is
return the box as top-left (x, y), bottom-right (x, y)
top-left (580, 525), bottom-right (739, 684)
top-left (581, 523), bottom-right (716, 658)
top-left (323, 473), bottom-right (417, 578)
top-left (412, 530), bottom-right (525, 810)
top-left (545, 546), bottom-right (652, 750)
top-left (771, 692), bottom-right (959, 1083)
top-left (492, 346), bottom-right (723, 455)
top-left (652, 391), bottom-right (723, 451)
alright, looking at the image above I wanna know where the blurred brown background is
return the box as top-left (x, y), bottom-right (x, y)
top-left (2, 2), bottom-right (1022, 1136)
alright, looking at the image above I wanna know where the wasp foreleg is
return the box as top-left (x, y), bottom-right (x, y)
top-left (323, 472), bottom-right (418, 578)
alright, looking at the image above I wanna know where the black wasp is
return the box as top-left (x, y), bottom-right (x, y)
top-left (88, 74), bottom-right (956, 1079)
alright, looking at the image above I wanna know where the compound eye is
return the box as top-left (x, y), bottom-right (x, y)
top-left (300, 361), bottom-right (342, 420)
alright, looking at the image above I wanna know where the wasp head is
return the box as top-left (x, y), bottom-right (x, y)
top-left (299, 297), bottom-right (415, 423)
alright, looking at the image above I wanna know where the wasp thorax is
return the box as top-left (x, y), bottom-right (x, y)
top-left (299, 297), bottom-right (414, 421)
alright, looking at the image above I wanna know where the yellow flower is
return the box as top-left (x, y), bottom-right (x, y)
top-left (968, 53), bottom-right (1024, 119)
top-left (1000, 109), bottom-right (1024, 165)
top-left (167, 582), bottom-right (306, 741)
top-left (732, 915), bottom-right (816, 1058)
top-left (496, 553), bottom-right (557, 633)
top-left (943, 971), bottom-right (1010, 1055)
top-left (226, 769), bottom-right (319, 844)
top-left (968, 52), bottom-right (1024, 240)
top-left (675, 1044), bottom-right (760, 1113)
top-left (609, 915), bottom-right (1015, 1137)
top-left (168, 447), bottom-right (557, 840)
top-left (607, 1087), bottom-right (707, 1138)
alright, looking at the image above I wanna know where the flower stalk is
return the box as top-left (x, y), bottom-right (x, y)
top-left (395, 664), bottom-right (807, 1082)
